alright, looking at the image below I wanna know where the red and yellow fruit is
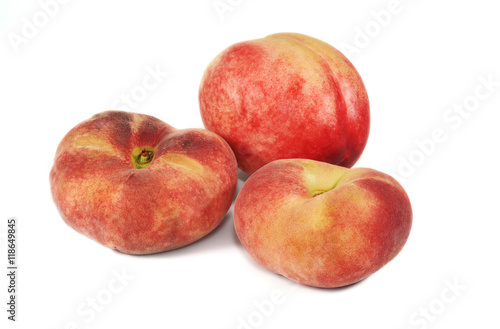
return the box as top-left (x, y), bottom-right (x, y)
top-left (50, 111), bottom-right (238, 255)
top-left (234, 159), bottom-right (412, 288)
top-left (199, 33), bottom-right (370, 174)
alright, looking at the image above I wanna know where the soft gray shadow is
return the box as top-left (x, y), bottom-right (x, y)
top-left (299, 276), bottom-right (369, 291)
top-left (231, 219), bottom-right (242, 245)
top-left (238, 169), bottom-right (250, 182)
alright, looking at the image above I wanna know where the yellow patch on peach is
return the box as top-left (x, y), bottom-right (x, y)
top-left (300, 159), bottom-right (348, 196)
top-left (159, 153), bottom-right (205, 174)
top-left (130, 112), bottom-right (144, 134)
top-left (72, 133), bottom-right (117, 154)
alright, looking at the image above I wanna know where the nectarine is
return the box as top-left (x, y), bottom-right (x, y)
top-left (199, 33), bottom-right (370, 174)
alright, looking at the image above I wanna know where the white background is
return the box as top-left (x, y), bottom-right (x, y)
top-left (1, 0), bottom-right (499, 328)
